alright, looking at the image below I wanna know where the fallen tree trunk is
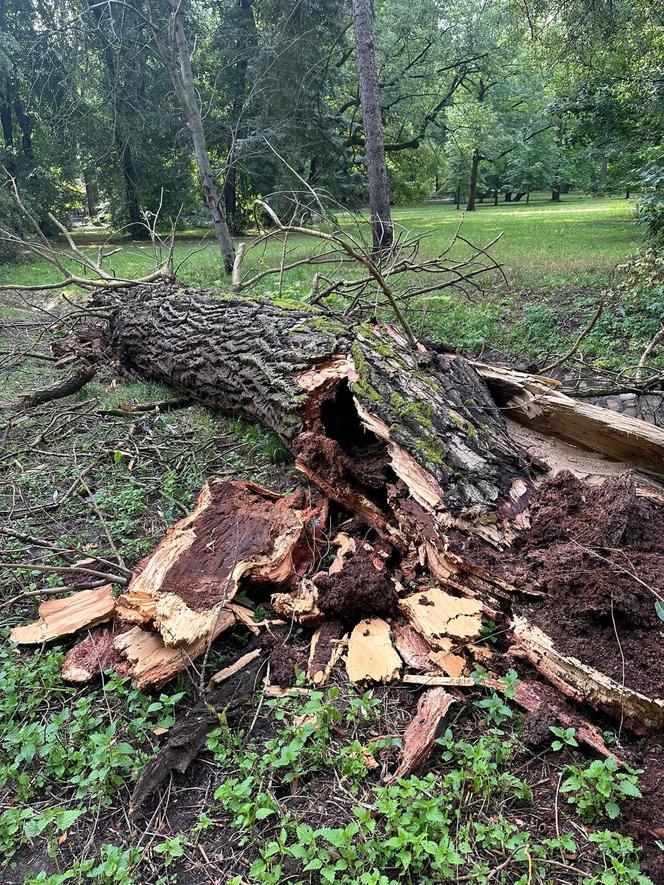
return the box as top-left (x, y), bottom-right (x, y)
top-left (97, 283), bottom-right (528, 546)
top-left (45, 282), bottom-right (662, 731)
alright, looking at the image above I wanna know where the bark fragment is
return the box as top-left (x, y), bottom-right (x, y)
top-left (388, 688), bottom-right (456, 782)
top-left (308, 620), bottom-right (346, 685)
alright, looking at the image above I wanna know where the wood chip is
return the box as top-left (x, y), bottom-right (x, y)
top-left (399, 587), bottom-right (483, 647)
top-left (207, 649), bottom-right (262, 690)
top-left (401, 674), bottom-right (474, 687)
top-left (10, 585), bottom-right (115, 644)
top-left (308, 620), bottom-right (345, 685)
top-left (328, 533), bottom-right (357, 575)
top-left (272, 578), bottom-right (322, 626)
top-left (346, 618), bottom-right (402, 684)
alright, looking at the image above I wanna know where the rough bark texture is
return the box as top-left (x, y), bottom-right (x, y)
top-left (351, 0), bottom-right (393, 251)
top-left (97, 284), bottom-right (527, 531)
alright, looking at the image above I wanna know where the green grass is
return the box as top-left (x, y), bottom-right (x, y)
top-left (0, 194), bottom-right (639, 293)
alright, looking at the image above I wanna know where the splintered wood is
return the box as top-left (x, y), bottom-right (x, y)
top-left (8, 480), bottom-right (315, 689)
top-left (117, 480), bottom-right (309, 647)
top-left (10, 585), bottom-right (116, 644)
top-left (308, 621), bottom-right (345, 685)
top-left (510, 616), bottom-right (664, 734)
top-left (475, 362), bottom-right (664, 478)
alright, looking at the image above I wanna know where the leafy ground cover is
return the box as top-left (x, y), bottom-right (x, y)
top-left (0, 195), bottom-right (662, 883)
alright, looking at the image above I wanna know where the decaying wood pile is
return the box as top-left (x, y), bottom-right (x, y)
top-left (11, 282), bottom-right (664, 790)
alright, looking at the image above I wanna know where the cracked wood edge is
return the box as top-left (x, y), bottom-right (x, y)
top-left (510, 615), bottom-right (664, 734)
top-left (10, 585), bottom-right (116, 644)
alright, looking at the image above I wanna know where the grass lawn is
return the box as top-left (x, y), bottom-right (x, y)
top-left (0, 193), bottom-right (640, 293)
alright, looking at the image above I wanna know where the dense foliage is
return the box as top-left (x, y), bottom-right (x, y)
top-left (0, 0), bottom-right (662, 235)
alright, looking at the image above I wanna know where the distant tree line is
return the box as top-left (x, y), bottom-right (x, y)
top-left (0, 0), bottom-right (662, 255)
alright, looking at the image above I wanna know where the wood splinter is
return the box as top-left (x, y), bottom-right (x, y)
top-left (10, 585), bottom-right (115, 645)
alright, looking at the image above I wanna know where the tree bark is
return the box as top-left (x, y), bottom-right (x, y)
top-left (145, 0), bottom-right (235, 271)
top-left (466, 150), bottom-right (480, 212)
top-left (222, 0), bottom-right (256, 236)
top-left (551, 187), bottom-right (561, 202)
top-left (351, 0), bottom-right (393, 251)
top-left (85, 0), bottom-right (149, 239)
top-left (170, 0), bottom-right (235, 272)
top-left (96, 283), bottom-right (527, 542)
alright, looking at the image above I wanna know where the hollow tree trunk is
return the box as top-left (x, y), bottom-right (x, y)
top-left (97, 283), bottom-right (528, 552)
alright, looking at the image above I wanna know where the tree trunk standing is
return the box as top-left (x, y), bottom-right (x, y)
top-left (455, 185), bottom-right (461, 209)
top-left (466, 150), bottom-right (480, 212)
top-left (84, 170), bottom-right (99, 218)
top-left (351, 0), bottom-right (393, 252)
top-left (597, 156), bottom-right (608, 195)
top-left (504, 191), bottom-right (512, 202)
top-left (0, 78), bottom-right (14, 175)
top-left (493, 188), bottom-right (498, 206)
top-left (119, 142), bottom-right (146, 239)
top-left (170, 0), bottom-right (235, 272)
top-left (13, 96), bottom-right (33, 163)
top-left (144, 0), bottom-right (235, 272)
top-left (222, 0), bottom-right (256, 235)
top-left (551, 187), bottom-right (561, 202)
top-left (85, 0), bottom-right (149, 239)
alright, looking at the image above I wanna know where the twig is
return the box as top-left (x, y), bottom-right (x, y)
top-left (0, 561), bottom-right (128, 584)
top-left (635, 325), bottom-right (664, 382)
top-left (541, 298), bottom-right (605, 373)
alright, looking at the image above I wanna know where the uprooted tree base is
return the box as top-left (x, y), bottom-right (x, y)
top-left (11, 282), bottom-right (664, 865)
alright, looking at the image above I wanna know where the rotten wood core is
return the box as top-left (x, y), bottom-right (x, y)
top-left (11, 283), bottom-right (664, 785)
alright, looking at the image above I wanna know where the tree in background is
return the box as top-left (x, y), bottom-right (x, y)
top-left (351, 0), bottom-right (393, 250)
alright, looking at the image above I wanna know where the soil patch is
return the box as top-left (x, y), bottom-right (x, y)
top-left (268, 643), bottom-right (308, 687)
top-left (315, 548), bottom-right (398, 621)
top-left (512, 472), bottom-right (664, 696)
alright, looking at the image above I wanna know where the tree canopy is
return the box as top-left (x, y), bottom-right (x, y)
top-left (0, 0), bottom-right (662, 241)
